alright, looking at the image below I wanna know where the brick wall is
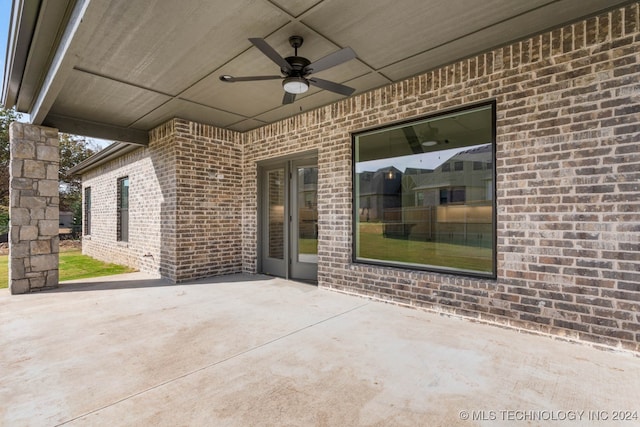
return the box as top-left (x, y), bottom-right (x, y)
top-left (241, 3), bottom-right (640, 352)
top-left (82, 119), bottom-right (244, 282)
top-left (173, 120), bottom-right (243, 281)
top-left (82, 121), bottom-right (177, 278)
top-left (80, 4), bottom-right (639, 352)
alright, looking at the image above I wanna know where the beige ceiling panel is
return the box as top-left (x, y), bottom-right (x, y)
top-left (227, 119), bottom-right (269, 132)
top-left (182, 70), bottom-right (285, 119)
top-left (301, 0), bottom-right (554, 70)
top-left (269, 0), bottom-right (322, 17)
top-left (253, 90), bottom-right (343, 125)
top-left (76, 0), bottom-right (290, 95)
top-left (130, 98), bottom-right (246, 130)
top-left (378, 0), bottom-right (633, 82)
top-left (49, 70), bottom-right (171, 127)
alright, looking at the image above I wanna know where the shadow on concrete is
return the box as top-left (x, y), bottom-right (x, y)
top-left (48, 273), bottom-right (275, 293)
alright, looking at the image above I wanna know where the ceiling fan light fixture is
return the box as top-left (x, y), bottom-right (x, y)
top-left (421, 140), bottom-right (438, 147)
top-left (283, 76), bottom-right (309, 94)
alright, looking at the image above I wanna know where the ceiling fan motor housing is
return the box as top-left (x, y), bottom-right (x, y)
top-left (283, 56), bottom-right (311, 76)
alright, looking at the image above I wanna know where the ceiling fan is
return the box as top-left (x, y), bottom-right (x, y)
top-left (219, 36), bottom-right (357, 104)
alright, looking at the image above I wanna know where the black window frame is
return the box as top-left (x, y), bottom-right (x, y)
top-left (84, 186), bottom-right (91, 235)
top-left (117, 176), bottom-right (129, 242)
top-left (351, 100), bottom-right (497, 279)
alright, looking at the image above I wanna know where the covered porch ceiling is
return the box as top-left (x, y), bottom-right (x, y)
top-left (3, 0), bottom-right (632, 145)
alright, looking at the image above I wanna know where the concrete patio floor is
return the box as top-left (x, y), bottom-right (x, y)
top-left (1, 273), bottom-right (639, 426)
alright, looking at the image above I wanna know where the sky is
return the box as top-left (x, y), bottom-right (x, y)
top-left (357, 147), bottom-right (465, 173)
top-left (1, 1), bottom-right (11, 77)
top-left (0, 1), bottom-right (109, 149)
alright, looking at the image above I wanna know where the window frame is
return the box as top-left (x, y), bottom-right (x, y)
top-left (117, 176), bottom-right (129, 242)
top-left (83, 186), bottom-right (91, 235)
top-left (351, 100), bottom-right (497, 279)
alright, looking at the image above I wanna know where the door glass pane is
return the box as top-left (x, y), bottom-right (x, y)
top-left (119, 177), bottom-right (129, 209)
top-left (118, 177), bottom-right (129, 242)
top-left (297, 166), bottom-right (318, 263)
top-left (268, 169), bottom-right (285, 259)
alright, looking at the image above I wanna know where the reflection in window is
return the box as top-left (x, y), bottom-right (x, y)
top-left (84, 187), bottom-right (91, 235)
top-left (297, 166), bottom-right (318, 262)
top-left (268, 169), bottom-right (285, 260)
top-left (353, 103), bottom-right (495, 277)
top-left (117, 177), bottom-right (129, 242)
top-left (440, 187), bottom-right (466, 205)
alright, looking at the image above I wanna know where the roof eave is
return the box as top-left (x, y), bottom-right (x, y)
top-left (2, 0), bottom-right (42, 108)
top-left (68, 142), bottom-right (140, 176)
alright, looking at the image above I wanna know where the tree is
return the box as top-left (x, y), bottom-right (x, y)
top-left (0, 107), bottom-right (21, 206)
top-left (59, 133), bottom-right (98, 225)
top-left (0, 106), bottom-right (98, 233)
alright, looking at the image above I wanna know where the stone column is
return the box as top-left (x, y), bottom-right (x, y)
top-left (9, 122), bottom-right (59, 294)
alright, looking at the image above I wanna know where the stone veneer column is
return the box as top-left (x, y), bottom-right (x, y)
top-left (9, 122), bottom-right (59, 294)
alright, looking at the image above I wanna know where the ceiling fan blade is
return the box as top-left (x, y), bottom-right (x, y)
top-left (308, 78), bottom-right (355, 96)
top-left (282, 92), bottom-right (296, 104)
top-left (219, 75), bottom-right (282, 82)
top-left (402, 126), bottom-right (424, 154)
top-left (304, 47), bottom-right (356, 74)
top-left (249, 38), bottom-right (293, 73)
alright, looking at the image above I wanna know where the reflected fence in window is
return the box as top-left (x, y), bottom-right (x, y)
top-left (353, 102), bottom-right (496, 277)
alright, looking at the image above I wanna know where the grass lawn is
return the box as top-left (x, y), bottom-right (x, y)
top-left (0, 250), bottom-right (136, 289)
top-left (298, 238), bottom-right (318, 255)
top-left (357, 223), bottom-right (492, 273)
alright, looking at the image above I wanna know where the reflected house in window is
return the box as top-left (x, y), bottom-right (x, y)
top-left (358, 166), bottom-right (403, 222)
top-left (354, 102), bottom-right (495, 276)
top-left (404, 144), bottom-right (493, 246)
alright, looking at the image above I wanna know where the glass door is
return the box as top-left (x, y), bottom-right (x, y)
top-left (290, 160), bottom-right (318, 281)
top-left (261, 167), bottom-right (287, 277)
top-left (259, 157), bottom-right (318, 282)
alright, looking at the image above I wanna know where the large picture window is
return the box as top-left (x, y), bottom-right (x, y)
top-left (353, 102), bottom-right (496, 277)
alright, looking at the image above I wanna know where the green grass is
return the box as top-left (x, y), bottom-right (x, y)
top-left (0, 250), bottom-right (136, 289)
top-left (357, 223), bottom-right (492, 273)
top-left (298, 238), bottom-right (318, 255)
